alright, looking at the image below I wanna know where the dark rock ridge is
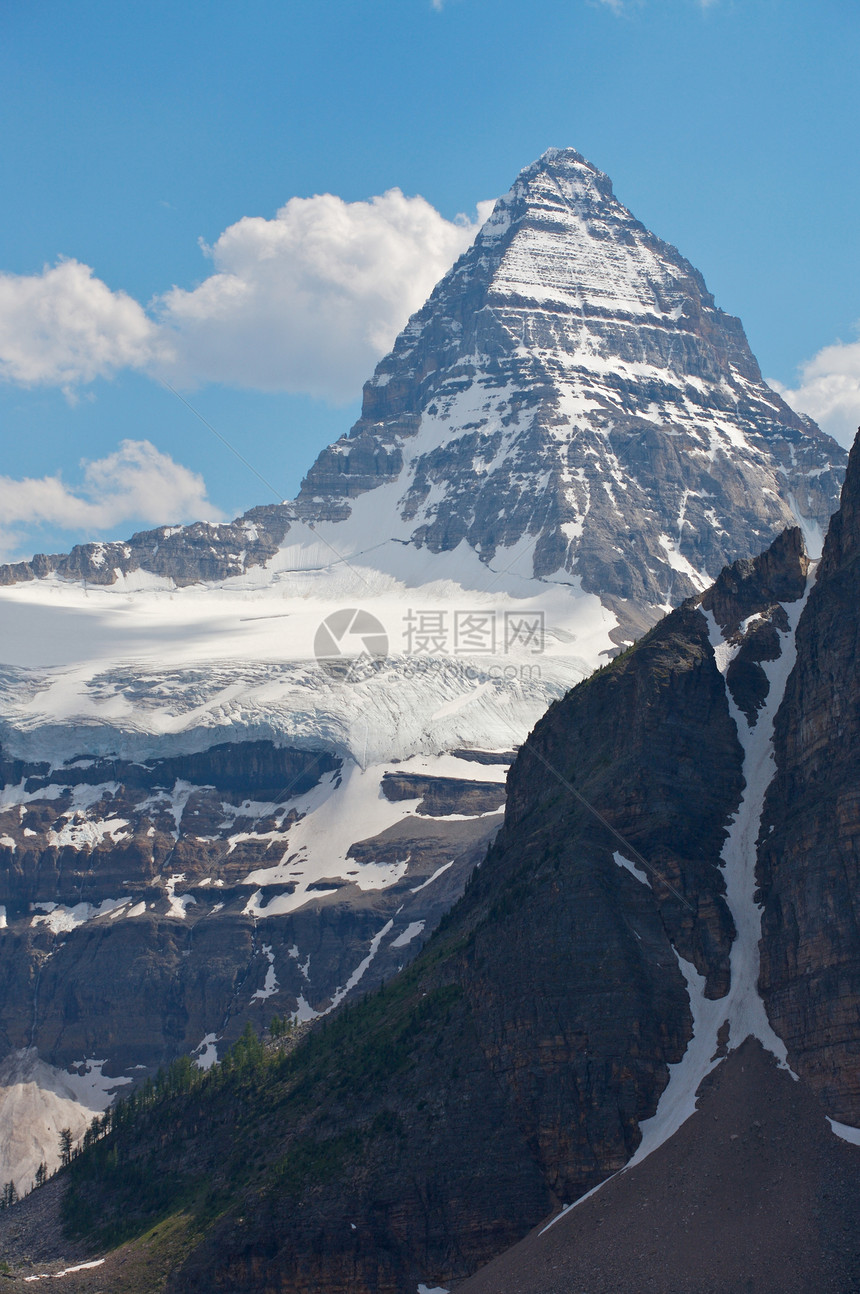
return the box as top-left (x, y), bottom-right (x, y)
top-left (758, 429), bottom-right (860, 1120)
top-left (700, 525), bottom-right (810, 724)
top-left (31, 483), bottom-right (853, 1293)
top-left (0, 149), bottom-right (845, 646)
top-left (0, 740), bottom-right (340, 803)
top-left (381, 771), bottom-right (505, 816)
top-left (0, 507), bottom-right (290, 589)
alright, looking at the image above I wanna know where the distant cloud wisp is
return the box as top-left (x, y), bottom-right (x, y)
top-left (771, 331), bottom-right (860, 448)
top-left (595, 0), bottom-right (716, 10)
top-left (0, 190), bottom-right (492, 405)
top-left (0, 439), bottom-right (221, 562)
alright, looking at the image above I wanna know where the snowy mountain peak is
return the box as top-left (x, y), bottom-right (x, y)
top-left (297, 148), bottom-right (844, 639)
top-left (484, 146), bottom-right (729, 351)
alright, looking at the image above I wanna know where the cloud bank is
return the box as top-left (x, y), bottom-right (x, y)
top-left (771, 332), bottom-right (860, 448)
top-left (0, 440), bottom-right (221, 562)
top-left (0, 190), bottom-right (491, 404)
top-left (0, 260), bottom-right (163, 391)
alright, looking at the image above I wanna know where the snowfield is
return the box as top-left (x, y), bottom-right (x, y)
top-left (0, 520), bottom-right (617, 770)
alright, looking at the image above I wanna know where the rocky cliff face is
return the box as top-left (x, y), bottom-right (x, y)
top-left (758, 431), bottom-right (860, 1120)
top-left (310, 148), bottom-right (841, 638)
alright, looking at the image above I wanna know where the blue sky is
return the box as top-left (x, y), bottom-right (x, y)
top-left (1, 0), bottom-right (858, 561)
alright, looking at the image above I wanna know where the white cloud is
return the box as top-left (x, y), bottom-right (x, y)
top-left (0, 191), bottom-right (489, 405)
top-left (156, 189), bottom-right (490, 401)
top-left (0, 259), bottom-right (164, 391)
top-left (595, 0), bottom-right (715, 10)
top-left (0, 439), bottom-right (221, 561)
top-left (770, 331), bottom-right (860, 449)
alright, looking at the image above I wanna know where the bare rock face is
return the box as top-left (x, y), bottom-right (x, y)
top-left (380, 771), bottom-right (505, 816)
top-left (0, 739), bottom-right (503, 1192)
top-left (758, 431), bottom-right (860, 1121)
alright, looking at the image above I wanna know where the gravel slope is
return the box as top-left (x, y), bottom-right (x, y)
top-left (458, 1038), bottom-right (860, 1294)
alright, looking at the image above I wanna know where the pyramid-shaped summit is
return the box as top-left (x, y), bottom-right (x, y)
top-left (296, 147), bottom-right (844, 638)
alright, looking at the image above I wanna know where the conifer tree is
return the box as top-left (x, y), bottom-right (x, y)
top-left (59, 1127), bottom-right (73, 1167)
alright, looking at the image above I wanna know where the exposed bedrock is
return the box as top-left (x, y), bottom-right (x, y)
top-left (758, 432), bottom-right (860, 1121)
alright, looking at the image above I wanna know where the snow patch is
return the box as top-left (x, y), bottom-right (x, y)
top-left (30, 896), bottom-right (132, 934)
top-left (251, 945), bottom-right (279, 1000)
top-left (391, 921), bottom-right (425, 948)
top-left (193, 1034), bottom-right (219, 1071)
top-left (49, 813), bottom-right (130, 850)
top-left (612, 850), bottom-right (651, 889)
top-left (291, 994), bottom-right (319, 1025)
top-left (24, 1260), bottom-right (106, 1281)
top-left (827, 1118), bottom-right (860, 1147)
top-left (242, 763), bottom-right (418, 915)
top-left (627, 950), bottom-right (726, 1168)
top-left (703, 595), bottom-right (810, 1065)
top-left (325, 919), bottom-right (395, 1014)
top-left (165, 873), bottom-right (197, 919)
top-left (410, 860), bottom-right (454, 893)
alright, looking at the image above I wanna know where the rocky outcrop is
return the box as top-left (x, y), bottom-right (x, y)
top-left (758, 431), bottom-right (860, 1120)
top-left (380, 771), bottom-right (506, 816)
top-left (699, 525), bottom-right (810, 724)
top-left (0, 508), bottom-right (292, 589)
